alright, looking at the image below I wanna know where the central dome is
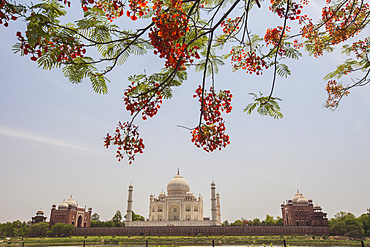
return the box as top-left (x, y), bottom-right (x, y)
top-left (167, 174), bottom-right (190, 196)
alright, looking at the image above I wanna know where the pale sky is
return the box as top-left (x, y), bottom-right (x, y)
top-left (0, 0), bottom-right (369, 224)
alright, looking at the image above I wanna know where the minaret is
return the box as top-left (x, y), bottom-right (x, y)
top-left (149, 194), bottom-right (154, 221)
top-left (216, 192), bottom-right (221, 225)
top-left (211, 181), bottom-right (217, 222)
top-left (126, 184), bottom-right (133, 222)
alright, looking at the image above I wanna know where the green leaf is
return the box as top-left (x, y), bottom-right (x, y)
top-left (244, 92), bottom-right (283, 119)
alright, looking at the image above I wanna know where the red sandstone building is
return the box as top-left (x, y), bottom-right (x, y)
top-left (31, 209), bottom-right (47, 225)
top-left (281, 191), bottom-right (328, 226)
top-left (49, 196), bottom-right (92, 228)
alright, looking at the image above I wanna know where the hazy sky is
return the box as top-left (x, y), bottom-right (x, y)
top-left (0, 0), bottom-right (369, 224)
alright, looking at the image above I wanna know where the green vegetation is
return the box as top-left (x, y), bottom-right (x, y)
top-left (329, 210), bottom-right (370, 238)
top-left (0, 235), bottom-right (369, 247)
top-left (90, 211), bottom-right (145, 227)
top-left (1, 209), bottom-right (369, 241)
top-left (28, 222), bottom-right (49, 237)
top-left (48, 223), bottom-right (74, 237)
top-left (228, 215), bottom-right (284, 226)
top-left (124, 211), bottom-right (146, 222)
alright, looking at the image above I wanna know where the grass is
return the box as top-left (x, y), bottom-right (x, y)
top-left (1, 235), bottom-right (369, 247)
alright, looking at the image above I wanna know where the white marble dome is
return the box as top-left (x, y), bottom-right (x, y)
top-left (159, 191), bottom-right (166, 198)
top-left (167, 174), bottom-right (190, 195)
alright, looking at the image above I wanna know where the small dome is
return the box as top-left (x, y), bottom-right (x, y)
top-left (314, 204), bottom-right (322, 209)
top-left (186, 191), bottom-right (193, 196)
top-left (58, 201), bottom-right (68, 210)
top-left (297, 197), bottom-right (308, 204)
top-left (66, 196), bottom-right (78, 208)
top-left (159, 191), bottom-right (166, 198)
top-left (167, 174), bottom-right (190, 195)
top-left (292, 191), bottom-right (303, 203)
top-left (37, 209), bottom-right (44, 215)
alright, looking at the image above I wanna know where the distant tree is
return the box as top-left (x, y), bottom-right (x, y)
top-left (91, 213), bottom-right (100, 221)
top-left (90, 220), bottom-right (105, 227)
top-left (265, 215), bottom-right (275, 226)
top-left (124, 211), bottom-right (145, 221)
top-left (50, 223), bottom-right (74, 237)
top-left (0, 222), bottom-right (15, 237)
top-left (103, 221), bottom-right (114, 227)
top-left (275, 216), bottom-right (283, 226)
top-left (250, 218), bottom-right (261, 226)
top-left (358, 213), bottom-right (370, 237)
top-left (29, 222), bottom-right (49, 237)
top-left (112, 210), bottom-right (123, 224)
top-left (13, 224), bottom-right (29, 238)
top-left (329, 211), bottom-right (365, 238)
top-left (230, 219), bottom-right (244, 226)
top-left (330, 220), bottom-right (346, 235)
top-left (0, 221), bottom-right (30, 237)
top-left (222, 220), bottom-right (229, 226)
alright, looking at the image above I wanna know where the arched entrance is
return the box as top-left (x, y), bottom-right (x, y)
top-left (77, 215), bottom-right (83, 227)
top-left (168, 205), bottom-right (180, 221)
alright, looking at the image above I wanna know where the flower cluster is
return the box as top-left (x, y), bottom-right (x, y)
top-left (124, 81), bottom-right (163, 120)
top-left (81, 0), bottom-right (125, 21)
top-left (220, 17), bottom-right (241, 35)
top-left (81, 0), bottom-right (95, 11)
top-left (321, 0), bottom-right (369, 46)
top-left (104, 122), bottom-right (145, 163)
top-left (293, 39), bottom-right (303, 49)
top-left (325, 80), bottom-right (350, 109)
top-left (149, 0), bottom-right (199, 69)
top-left (191, 86), bottom-right (233, 152)
top-left (352, 38), bottom-right (370, 60)
top-left (16, 31), bottom-right (85, 62)
top-left (351, 38), bottom-right (370, 60)
top-left (126, 0), bottom-right (149, 21)
top-left (230, 49), bottom-right (268, 75)
top-left (302, 0), bottom-right (369, 57)
top-left (264, 26), bottom-right (290, 46)
top-left (0, 0), bottom-right (17, 27)
top-left (269, 0), bottom-right (304, 20)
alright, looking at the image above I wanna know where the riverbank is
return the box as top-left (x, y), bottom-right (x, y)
top-left (1, 235), bottom-right (369, 247)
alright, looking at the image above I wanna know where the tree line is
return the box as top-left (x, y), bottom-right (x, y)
top-left (0, 221), bottom-right (74, 237)
top-left (90, 210), bottom-right (145, 227)
top-left (1, 210), bottom-right (369, 238)
top-left (329, 211), bottom-right (370, 238)
top-left (223, 215), bottom-right (283, 226)
top-left (224, 210), bottom-right (370, 239)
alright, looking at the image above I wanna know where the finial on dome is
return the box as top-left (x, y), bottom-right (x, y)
top-left (297, 189), bottom-right (299, 193)
top-left (177, 168), bottom-right (180, 175)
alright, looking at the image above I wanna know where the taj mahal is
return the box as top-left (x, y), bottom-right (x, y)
top-left (125, 170), bottom-right (221, 226)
